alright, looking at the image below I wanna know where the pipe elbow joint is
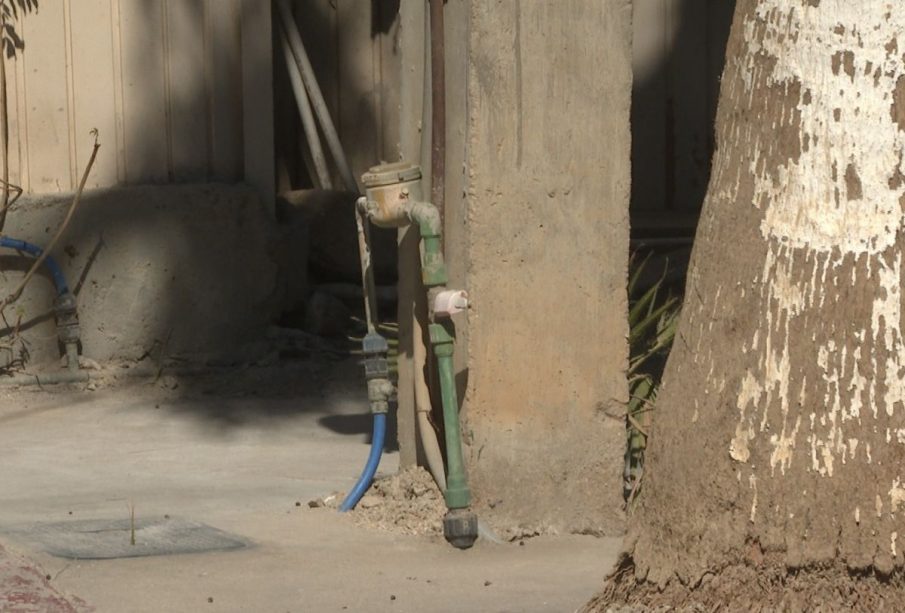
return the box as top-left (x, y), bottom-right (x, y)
top-left (407, 201), bottom-right (442, 238)
top-left (407, 202), bottom-right (448, 287)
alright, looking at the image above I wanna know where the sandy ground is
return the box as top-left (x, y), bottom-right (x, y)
top-left (0, 360), bottom-right (619, 612)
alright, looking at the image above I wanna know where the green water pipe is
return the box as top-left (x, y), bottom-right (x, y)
top-left (409, 201), bottom-right (470, 509)
top-left (407, 202), bottom-right (448, 287)
top-left (429, 321), bottom-right (471, 509)
top-left (360, 162), bottom-right (477, 547)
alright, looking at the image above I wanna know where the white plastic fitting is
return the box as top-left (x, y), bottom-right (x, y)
top-left (433, 289), bottom-right (469, 317)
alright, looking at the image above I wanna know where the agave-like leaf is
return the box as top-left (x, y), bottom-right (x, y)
top-left (627, 251), bottom-right (652, 296)
top-left (629, 295), bottom-right (678, 345)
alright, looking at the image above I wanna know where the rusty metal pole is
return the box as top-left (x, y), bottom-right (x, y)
top-left (428, 0), bottom-right (446, 221)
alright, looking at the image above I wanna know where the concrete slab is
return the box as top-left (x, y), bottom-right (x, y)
top-left (7, 518), bottom-right (249, 560)
top-left (0, 360), bottom-right (620, 611)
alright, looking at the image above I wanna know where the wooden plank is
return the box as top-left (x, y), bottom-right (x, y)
top-left (377, 2), bottom-right (401, 163)
top-left (118, 0), bottom-right (168, 183)
top-left (240, 0), bottom-right (275, 210)
top-left (336, 0), bottom-right (377, 184)
top-left (21, 1), bottom-right (71, 192)
top-left (394, 0), bottom-right (426, 468)
top-left (397, 0), bottom-right (426, 166)
top-left (62, 0), bottom-right (77, 188)
top-left (395, 225), bottom-right (419, 469)
top-left (6, 21), bottom-right (26, 190)
top-left (110, 0), bottom-right (127, 183)
top-left (164, 0), bottom-right (208, 181)
top-left (68, 0), bottom-right (119, 188)
top-left (206, 0), bottom-right (243, 182)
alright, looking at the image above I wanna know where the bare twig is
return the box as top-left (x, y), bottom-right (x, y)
top-left (0, 130), bottom-right (99, 309)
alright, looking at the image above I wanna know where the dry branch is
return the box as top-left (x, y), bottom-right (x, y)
top-left (0, 131), bottom-right (99, 309)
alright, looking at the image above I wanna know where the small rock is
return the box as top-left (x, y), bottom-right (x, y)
top-left (390, 595), bottom-right (396, 601)
top-left (484, 580), bottom-right (492, 587)
top-left (78, 357), bottom-right (102, 371)
top-left (411, 484), bottom-right (428, 497)
top-left (207, 597), bottom-right (213, 603)
top-left (86, 381), bottom-right (97, 391)
top-left (308, 498), bottom-right (325, 508)
top-left (359, 495), bottom-right (383, 509)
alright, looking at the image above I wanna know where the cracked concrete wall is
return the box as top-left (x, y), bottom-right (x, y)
top-left (403, 0), bottom-right (632, 536)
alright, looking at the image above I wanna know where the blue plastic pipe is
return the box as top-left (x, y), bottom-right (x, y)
top-left (0, 236), bottom-right (69, 295)
top-left (339, 413), bottom-right (386, 512)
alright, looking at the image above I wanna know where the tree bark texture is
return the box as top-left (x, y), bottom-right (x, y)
top-left (589, 0), bottom-right (905, 609)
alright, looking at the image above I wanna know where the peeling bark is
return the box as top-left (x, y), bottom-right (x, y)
top-left (588, 0), bottom-right (905, 609)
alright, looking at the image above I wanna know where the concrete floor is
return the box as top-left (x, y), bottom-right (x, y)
top-left (0, 361), bottom-right (619, 612)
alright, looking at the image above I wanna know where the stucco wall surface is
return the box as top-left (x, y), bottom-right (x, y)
top-left (449, 0), bottom-right (633, 536)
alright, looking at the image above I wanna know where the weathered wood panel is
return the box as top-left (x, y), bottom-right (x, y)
top-left (119, 0), bottom-right (169, 183)
top-left (2, 0), bottom-right (270, 201)
top-left (206, 0), bottom-right (243, 182)
top-left (240, 0), bottom-right (274, 205)
top-left (20, 1), bottom-right (70, 192)
top-left (69, 0), bottom-right (119, 188)
top-left (165, 0), bottom-right (208, 182)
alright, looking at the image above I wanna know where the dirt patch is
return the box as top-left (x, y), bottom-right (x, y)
top-left (350, 467), bottom-right (446, 536)
top-left (582, 554), bottom-right (905, 612)
top-left (311, 467), bottom-right (446, 536)
top-left (0, 543), bottom-right (89, 612)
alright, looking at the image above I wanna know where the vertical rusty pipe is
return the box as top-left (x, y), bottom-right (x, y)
top-left (428, 0), bottom-right (446, 220)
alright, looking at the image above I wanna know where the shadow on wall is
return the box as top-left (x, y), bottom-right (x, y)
top-left (1, 185), bottom-right (282, 367)
top-left (0, 0), bottom-right (274, 368)
top-left (0, 1), bottom-right (404, 441)
top-left (630, 0), bottom-right (736, 237)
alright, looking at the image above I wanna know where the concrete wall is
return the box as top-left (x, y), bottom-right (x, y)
top-left (4, 0), bottom-right (273, 205)
top-left (399, 0), bottom-right (632, 536)
top-left (0, 185), bottom-right (282, 368)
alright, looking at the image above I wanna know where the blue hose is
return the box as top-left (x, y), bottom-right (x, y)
top-left (0, 236), bottom-right (69, 295)
top-left (339, 413), bottom-right (386, 512)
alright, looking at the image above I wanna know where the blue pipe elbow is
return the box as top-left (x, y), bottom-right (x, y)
top-left (339, 413), bottom-right (386, 512)
top-left (0, 236), bottom-right (69, 295)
